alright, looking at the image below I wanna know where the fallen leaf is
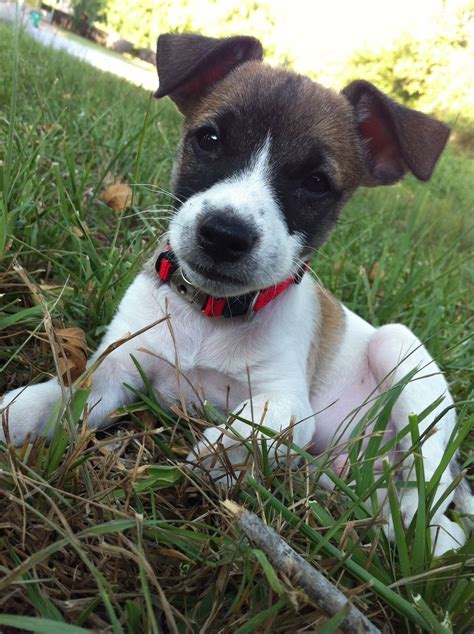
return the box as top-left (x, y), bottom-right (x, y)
top-left (369, 261), bottom-right (385, 284)
top-left (40, 123), bottom-right (62, 133)
top-left (100, 182), bottom-right (132, 212)
top-left (55, 327), bottom-right (88, 386)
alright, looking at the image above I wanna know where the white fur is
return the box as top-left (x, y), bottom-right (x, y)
top-left (1, 272), bottom-right (315, 446)
top-left (1, 270), bottom-right (468, 554)
top-left (170, 135), bottom-right (304, 296)
top-left (310, 309), bottom-right (464, 555)
top-left (1, 141), bottom-right (470, 558)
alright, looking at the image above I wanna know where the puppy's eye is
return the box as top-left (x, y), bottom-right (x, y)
top-left (302, 172), bottom-right (331, 195)
top-left (195, 126), bottom-right (220, 153)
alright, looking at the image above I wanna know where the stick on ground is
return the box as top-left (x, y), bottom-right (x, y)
top-left (223, 500), bottom-right (381, 634)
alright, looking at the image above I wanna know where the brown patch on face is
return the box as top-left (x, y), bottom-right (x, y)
top-left (307, 283), bottom-right (345, 387)
top-left (186, 62), bottom-right (365, 193)
top-left (171, 62), bottom-right (366, 255)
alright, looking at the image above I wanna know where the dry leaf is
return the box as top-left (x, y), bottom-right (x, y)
top-left (100, 183), bottom-right (132, 212)
top-left (55, 327), bottom-right (88, 386)
top-left (40, 123), bottom-right (62, 133)
top-left (369, 261), bottom-right (385, 284)
top-left (135, 410), bottom-right (157, 429)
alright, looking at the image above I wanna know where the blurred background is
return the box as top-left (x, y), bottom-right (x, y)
top-left (6, 0), bottom-right (474, 149)
top-left (45, 0), bottom-right (474, 147)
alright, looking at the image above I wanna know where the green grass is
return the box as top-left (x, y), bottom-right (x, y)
top-left (0, 21), bottom-right (473, 633)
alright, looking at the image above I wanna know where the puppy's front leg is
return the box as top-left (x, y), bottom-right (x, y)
top-left (0, 334), bottom-right (154, 445)
top-left (189, 384), bottom-right (314, 485)
top-left (1, 273), bottom-right (162, 445)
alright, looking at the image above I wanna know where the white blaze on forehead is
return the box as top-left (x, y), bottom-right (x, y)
top-left (209, 132), bottom-right (274, 208)
top-left (250, 133), bottom-right (273, 180)
top-left (169, 131), bottom-right (304, 291)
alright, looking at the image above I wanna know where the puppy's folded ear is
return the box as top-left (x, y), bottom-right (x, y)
top-left (154, 33), bottom-right (263, 113)
top-left (342, 80), bottom-right (450, 185)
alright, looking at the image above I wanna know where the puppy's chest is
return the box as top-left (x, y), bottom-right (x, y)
top-left (156, 364), bottom-right (250, 413)
top-left (144, 300), bottom-right (261, 410)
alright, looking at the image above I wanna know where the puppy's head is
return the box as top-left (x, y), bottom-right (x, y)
top-left (155, 33), bottom-right (449, 297)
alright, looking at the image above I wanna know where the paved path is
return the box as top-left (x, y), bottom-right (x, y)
top-left (0, 1), bottom-right (157, 91)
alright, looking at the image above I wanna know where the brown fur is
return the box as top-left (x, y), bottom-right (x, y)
top-left (307, 284), bottom-right (345, 387)
top-left (160, 33), bottom-right (449, 201)
top-left (182, 62), bottom-right (365, 195)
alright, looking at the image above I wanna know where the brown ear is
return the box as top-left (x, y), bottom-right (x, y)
top-left (342, 80), bottom-right (450, 185)
top-left (154, 33), bottom-right (263, 113)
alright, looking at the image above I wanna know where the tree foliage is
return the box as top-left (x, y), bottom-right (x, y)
top-left (71, 0), bottom-right (107, 35)
top-left (98, 0), bottom-right (473, 139)
top-left (334, 2), bottom-right (474, 137)
top-left (102, 0), bottom-right (288, 63)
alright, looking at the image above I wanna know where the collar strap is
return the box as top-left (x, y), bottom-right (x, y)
top-left (155, 248), bottom-right (309, 319)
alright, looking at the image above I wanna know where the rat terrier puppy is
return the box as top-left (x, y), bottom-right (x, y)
top-left (1, 34), bottom-right (472, 555)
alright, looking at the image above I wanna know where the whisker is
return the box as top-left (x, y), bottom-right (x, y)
top-left (133, 184), bottom-right (186, 205)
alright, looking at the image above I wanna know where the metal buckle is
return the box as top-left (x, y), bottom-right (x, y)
top-left (169, 266), bottom-right (259, 320)
top-left (169, 268), bottom-right (209, 310)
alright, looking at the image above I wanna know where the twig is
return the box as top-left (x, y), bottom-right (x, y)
top-left (223, 500), bottom-right (381, 634)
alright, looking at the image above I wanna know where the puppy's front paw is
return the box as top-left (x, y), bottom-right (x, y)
top-left (186, 395), bottom-right (313, 486)
top-left (186, 421), bottom-right (254, 487)
top-left (0, 380), bottom-right (62, 445)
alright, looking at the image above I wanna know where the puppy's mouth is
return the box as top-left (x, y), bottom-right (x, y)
top-left (179, 257), bottom-right (251, 296)
top-left (189, 262), bottom-right (246, 285)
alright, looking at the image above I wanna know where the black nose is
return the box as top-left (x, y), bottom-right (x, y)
top-left (198, 214), bottom-right (258, 263)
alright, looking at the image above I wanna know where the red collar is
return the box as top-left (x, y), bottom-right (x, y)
top-left (155, 248), bottom-right (309, 319)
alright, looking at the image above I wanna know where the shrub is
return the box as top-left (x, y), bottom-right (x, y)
top-left (71, 0), bottom-right (106, 36)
